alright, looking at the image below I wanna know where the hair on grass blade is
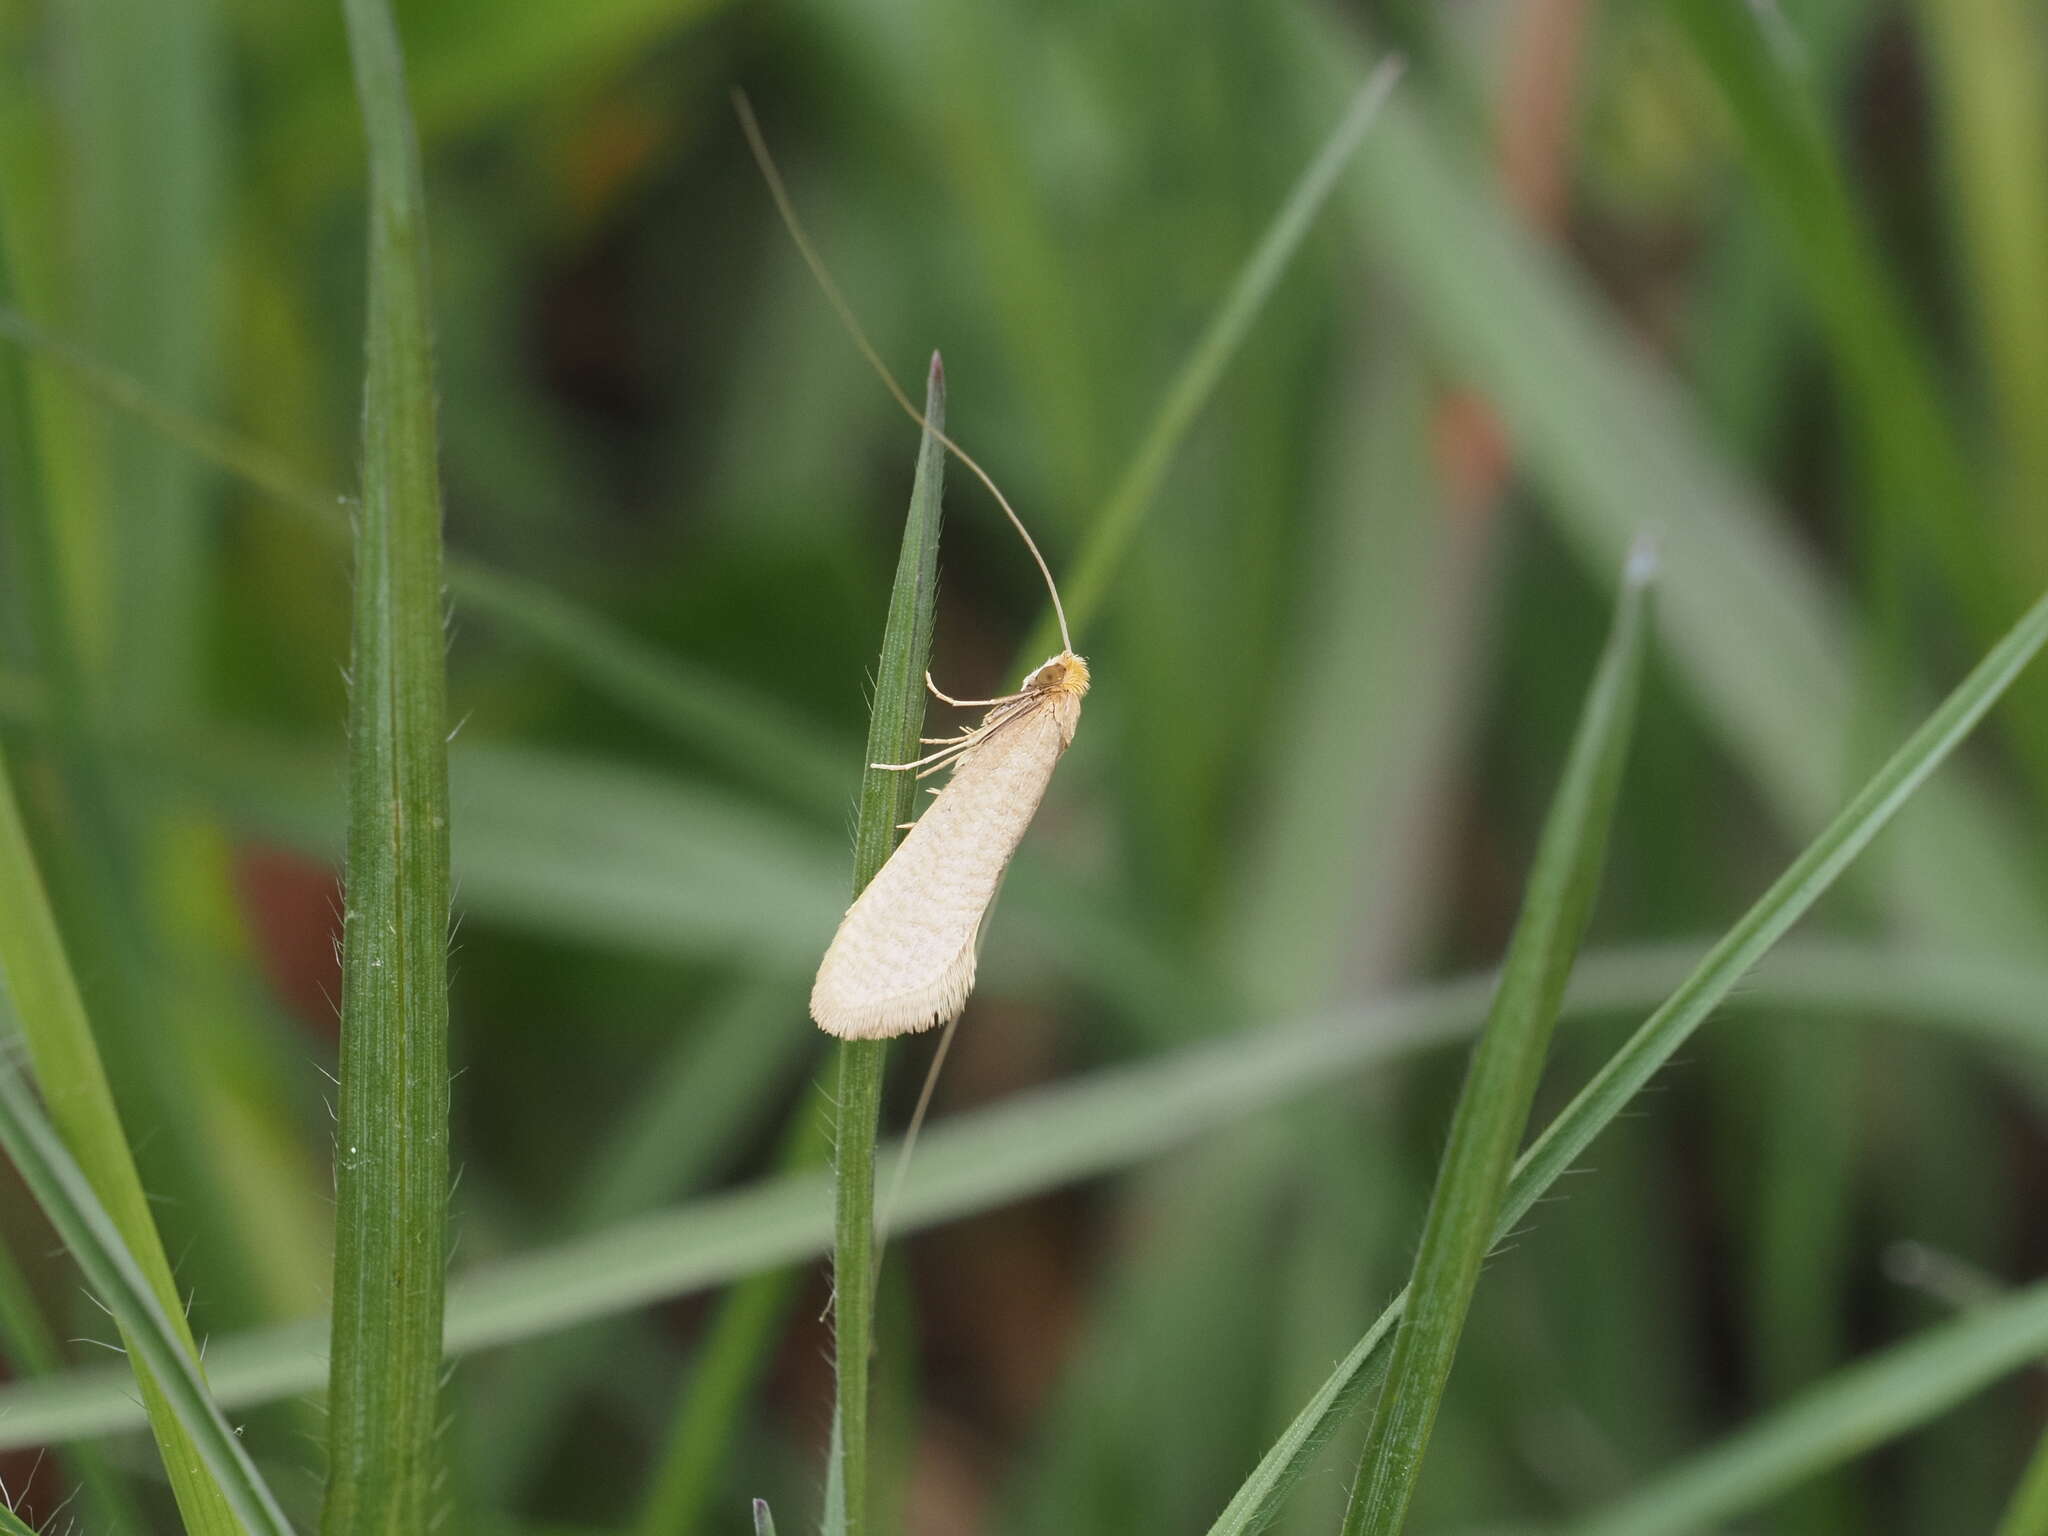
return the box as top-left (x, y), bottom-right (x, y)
top-left (811, 653), bottom-right (1089, 1038)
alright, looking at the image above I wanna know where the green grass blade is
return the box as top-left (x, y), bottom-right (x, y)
top-left (0, 1508), bottom-right (37, 1536)
top-left (0, 307), bottom-right (848, 815)
top-left (323, 0), bottom-right (455, 1528)
top-left (156, 735), bottom-right (846, 968)
top-left (1, 934), bottom-right (2045, 1450)
top-left (1668, 0), bottom-right (1997, 636)
top-left (1343, 554), bottom-right (1653, 1534)
top-left (754, 1499), bottom-right (780, 1536)
top-left (829, 353), bottom-right (947, 1536)
top-left (1912, 0), bottom-right (2048, 578)
top-left (0, 1228), bottom-right (145, 1533)
top-left (1995, 1424), bottom-right (2048, 1536)
top-left (1033, 55), bottom-right (1404, 658)
top-left (1207, 581), bottom-right (2048, 1536)
top-left (0, 999), bottom-right (294, 1534)
top-left (1501, 580), bottom-right (2048, 1232)
top-left (629, 1106), bottom-right (830, 1536)
top-left (0, 722), bottom-right (244, 1534)
top-left (460, 983), bottom-right (811, 1508)
top-left (1568, 1281), bottom-right (2048, 1535)
top-left (577, 985), bottom-right (812, 1228)
top-left (1281, 21), bottom-right (2048, 955)
top-left (447, 563), bottom-right (845, 812)
top-left (65, 0), bottom-right (224, 722)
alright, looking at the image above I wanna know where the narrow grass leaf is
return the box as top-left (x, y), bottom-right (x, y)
top-left (1568, 1281), bottom-right (2048, 1536)
top-left (2, 933), bottom-right (2043, 1451)
top-left (0, 1508), bottom-right (35, 1536)
top-left (1668, 0), bottom-right (1997, 639)
top-left (1911, 0), bottom-right (2048, 579)
top-left (628, 1098), bottom-right (831, 1536)
top-left (755, 1499), bottom-right (780, 1536)
top-left (1207, 581), bottom-right (2048, 1536)
top-left (0, 999), bottom-right (294, 1535)
top-left (830, 354), bottom-right (947, 1536)
top-left (1282, 18), bottom-right (2048, 956)
top-left (0, 734), bottom-right (242, 1534)
top-left (0, 1228), bottom-right (144, 1533)
top-left (1036, 55), bottom-right (1404, 657)
top-left (324, 0), bottom-right (455, 1528)
top-left (1344, 554), bottom-right (1653, 1534)
top-left (174, 735), bottom-right (844, 969)
top-left (0, 307), bottom-right (847, 815)
top-left (1995, 1425), bottom-right (2048, 1536)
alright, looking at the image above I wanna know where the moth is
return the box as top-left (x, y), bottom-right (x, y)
top-left (732, 94), bottom-right (1088, 1040)
top-left (811, 646), bottom-right (1088, 1038)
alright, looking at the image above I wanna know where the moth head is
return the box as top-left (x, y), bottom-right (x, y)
top-left (1023, 652), bottom-right (1091, 698)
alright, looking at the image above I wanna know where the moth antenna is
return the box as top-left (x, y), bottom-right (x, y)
top-left (732, 89), bottom-right (1075, 655)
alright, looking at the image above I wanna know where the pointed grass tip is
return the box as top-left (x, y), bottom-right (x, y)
top-left (930, 349), bottom-right (944, 384)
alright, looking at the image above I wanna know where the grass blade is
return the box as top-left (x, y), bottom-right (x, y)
top-left (1207, 581), bottom-right (2048, 1535)
top-left (323, 0), bottom-right (455, 1527)
top-left (1033, 55), bottom-right (1404, 657)
top-left (1912, 0), bottom-right (2048, 579)
top-left (754, 1498), bottom-right (780, 1536)
top-left (1343, 552), bottom-right (1653, 1533)
top-left (1668, 0), bottom-right (1997, 639)
top-left (1, 934), bottom-right (2042, 1452)
top-left (1995, 1425), bottom-right (2048, 1536)
top-left (0, 1228), bottom-right (143, 1533)
top-left (0, 307), bottom-right (848, 815)
top-left (1568, 1281), bottom-right (2048, 1535)
top-left (0, 998), bottom-right (294, 1534)
top-left (829, 353), bottom-right (947, 1536)
top-left (1280, 19), bottom-right (2048, 955)
top-left (629, 1108), bottom-right (830, 1536)
top-left (0, 718), bottom-right (244, 1533)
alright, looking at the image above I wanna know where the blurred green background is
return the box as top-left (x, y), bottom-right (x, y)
top-left (2, 0), bottom-right (2047, 1531)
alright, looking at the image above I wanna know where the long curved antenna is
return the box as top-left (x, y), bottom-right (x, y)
top-left (733, 90), bottom-right (1074, 656)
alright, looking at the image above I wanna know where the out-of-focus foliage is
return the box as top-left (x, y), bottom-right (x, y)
top-left (0, 0), bottom-right (2044, 1531)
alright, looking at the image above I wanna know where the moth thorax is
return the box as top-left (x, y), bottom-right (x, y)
top-left (1023, 651), bottom-right (1091, 697)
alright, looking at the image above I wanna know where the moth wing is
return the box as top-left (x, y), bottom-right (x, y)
top-left (811, 702), bottom-right (1070, 1039)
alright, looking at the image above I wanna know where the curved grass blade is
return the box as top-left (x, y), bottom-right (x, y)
top-left (0, 1230), bottom-right (145, 1533)
top-left (1029, 55), bottom-right (1404, 659)
top-left (1207, 580), bottom-right (2048, 1536)
top-left (1343, 553), bottom-right (1652, 1534)
top-left (1995, 1425), bottom-right (2048, 1536)
top-left (2, 932), bottom-right (2044, 1451)
top-left (830, 353), bottom-right (947, 1536)
top-left (0, 999), bottom-right (294, 1535)
top-left (1912, 0), bottom-right (2048, 579)
top-left (325, 0), bottom-right (455, 1527)
top-left (0, 735), bottom-right (244, 1533)
top-left (1567, 1281), bottom-right (2048, 1536)
top-left (1280, 17), bottom-right (2048, 955)
top-left (627, 1086), bottom-right (830, 1536)
top-left (1668, 0), bottom-right (1998, 642)
top-left (0, 307), bottom-right (847, 815)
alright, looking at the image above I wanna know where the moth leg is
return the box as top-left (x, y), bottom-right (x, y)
top-left (926, 672), bottom-right (1027, 709)
top-left (871, 729), bottom-right (990, 773)
top-left (872, 696), bottom-right (1037, 773)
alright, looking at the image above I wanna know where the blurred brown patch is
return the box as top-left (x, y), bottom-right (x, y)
top-left (231, 843), bottom-right (343, 1041)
